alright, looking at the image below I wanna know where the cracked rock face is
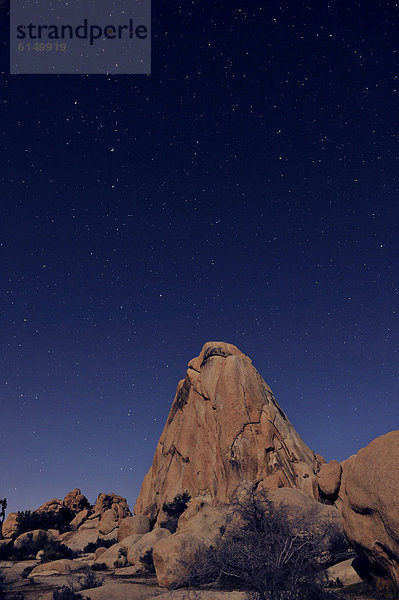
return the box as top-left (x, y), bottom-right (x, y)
top-left (134, 342), bottom-right (322, 523)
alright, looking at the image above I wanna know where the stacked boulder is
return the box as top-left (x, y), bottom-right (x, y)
top-left (2, 489), bottom-right (132, 556)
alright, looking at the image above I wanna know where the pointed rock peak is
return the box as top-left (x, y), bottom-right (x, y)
top-left (187, 341), bottom-right (249, 372)
top-left (135, 342), bottom-right (322, 524)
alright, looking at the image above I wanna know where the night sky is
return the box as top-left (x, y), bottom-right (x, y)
top-left (1, 1), bottom-right (398, 515)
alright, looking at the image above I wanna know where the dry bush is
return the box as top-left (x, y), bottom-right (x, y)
top-left (139, 548), bottom-right (156, 572)
top-left (177, 485), bottom-right (345, 600)
top-left (78, 567), bottom-right (103, 589)
top-left (52, 585), bottom-right (84, 600)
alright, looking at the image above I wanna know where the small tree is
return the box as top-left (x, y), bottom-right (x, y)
top-left (161, 491), bottom-right (191, 533)
top-left (162, 491), bottom-right (191, 518)
top-left (0, 498), bottom-right (6, 540)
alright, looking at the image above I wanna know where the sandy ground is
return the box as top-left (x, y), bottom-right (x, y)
top-left (0, 559), bottom-right (386, 600)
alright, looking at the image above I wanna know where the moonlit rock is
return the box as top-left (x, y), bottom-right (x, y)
top-left (340, 431), bottom-right (399, 596)
top-left (134, 341), bottom-right (323, 523)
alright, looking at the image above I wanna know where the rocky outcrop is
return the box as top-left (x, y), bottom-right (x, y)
top-left (339, 431), bottom-right (399, 596)
top-left (135, 342), bottom-right (323, 523)
top-left (63, 488), bottom-right (90, 512)
top-left (34, 498), bottom-right (64, 515)
top-left (89, 493), bottom-right (131, 538)
top-left (93, 493), bottom-right (131, 519)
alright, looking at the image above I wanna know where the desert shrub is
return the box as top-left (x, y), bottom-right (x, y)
top-left (83, 538), bottom-right (115, 553)
top-left (161, 491), bottom-right (191, 533)
top-left (2, 544), bottom-right (39, 561)
top-left (78, 567), bottom-right (103, 589)
top-left (0, 542), bottom-right (13, 560)
top-left (40, 540), bottom-right (75, 563)
top-left (114, 546), bottom-right (128, 568)
top-left (326, 525), bottom-right (354, 567)
top-left (52, 586), bottom-right (84, 600)
top-left (162, 492), bottom-right (191, 519)
top-left (177, 486), bottom-right (345, 600)
top-left (175, 541), bottom-right (219, 588)
top-left (16, 507), bottom-right (74, 536)
top-left (21, 565), bottom-right (35, 578)
top-left (90, 562), bottom-right (107, 571)
top-left (139, 549), bottom-right (155, 573)
top-left (0, 498), bottom-right (6, 541)
top-left (2, 536), bottom-right (74, 563)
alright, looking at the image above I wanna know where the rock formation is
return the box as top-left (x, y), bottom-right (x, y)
top-left (63, 488), bottom-right (90, 512)
top-left (92, 492), bottom-right (131, 519)
top-left (339, 431), bottom-right (399, 596)
top-left (135, 341), bottom-right (324, 523)
top-left (1, 489), bottom-right (132, 556)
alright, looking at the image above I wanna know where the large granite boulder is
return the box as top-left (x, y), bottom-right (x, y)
top-left (317, 459), bottom-right (342, 498)
top-left (340, 431), bottom-right (399, 596)
top-left (13, 529), bottom-right (54, 551)
top-left (135, 341), bottom-right (323, 523)
top-left (326, 558), bottom-right (362, 587)
top-left (30, 558), bottom-right (84, 576)
top-left (70, 508), bottom-right (90, 530)
top-left (98, 508), bottom-right (119, 535)
top-left (118, 515), bottom-right (151, 541)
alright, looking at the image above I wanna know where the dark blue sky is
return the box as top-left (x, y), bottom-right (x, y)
top-left (1, 1), bottom-right (398, 515)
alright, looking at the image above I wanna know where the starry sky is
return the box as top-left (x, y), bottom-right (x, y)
top-left (1, 1), bottom-right (398, 515)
